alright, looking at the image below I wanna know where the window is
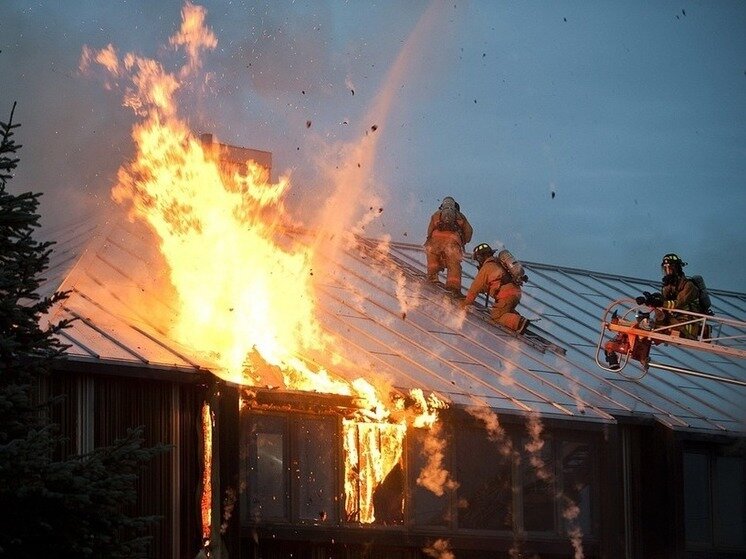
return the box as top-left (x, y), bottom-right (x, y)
top-left (244, 414), bottom-right (288, 522)
top-left (295, 416), bottom-right (337, 523)
top-left (243, 412), bottom-right (340, 525)
top-left (409, 419), bottom-right (597, 537)
top-left (684, 450), bottom-right (746, 549)
top-left (241, 408), bottom-right (599, 542)
top-left (520, 437), bottom-right (556, 533)
top-left (560, 441), bottom-right (594, 536)
top-left (409, 426), bottom-right (450, 527)
top-left (456, 425), bottom-right (513, 531)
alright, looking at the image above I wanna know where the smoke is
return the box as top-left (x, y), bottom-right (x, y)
top-left (524, 412), bottom-right (585, 558)
top-left (524, 412), bottom-right (551, 481)
top-left (562, 500), bottom-right (585, 559)
top-left (465, 401), bottom-right (513, 457)
top-left (416, 421), bottom-right (459, 497)
top-left (306, 1), bottom-right (452, 266)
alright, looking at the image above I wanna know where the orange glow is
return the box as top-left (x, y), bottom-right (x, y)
top-left (343, 420), bottom-right (405, 523)
top-left (83, 1), bottom-right (454, 525)
top-left (200, 401), bottom-right (213, 539)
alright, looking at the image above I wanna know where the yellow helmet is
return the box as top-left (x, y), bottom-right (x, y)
top-left (473, 243), bottom-right (494, 266)
top-left (661, 253), bottom-right (686, 275)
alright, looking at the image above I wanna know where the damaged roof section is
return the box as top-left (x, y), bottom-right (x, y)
top-left (43, 218), bottom-right (746, 435)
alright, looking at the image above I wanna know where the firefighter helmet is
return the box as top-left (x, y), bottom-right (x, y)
top-left (473, 243), bottom-right (494, 266)
top-left (661, 253), bottom-right (686, 275)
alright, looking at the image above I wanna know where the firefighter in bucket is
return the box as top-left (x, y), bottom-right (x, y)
top-left (425, 196), bottom-right (473, 295)
top-left (604, 253), bottom-right (703, 370)
top-left (636, 253), bottom-right (703, 339)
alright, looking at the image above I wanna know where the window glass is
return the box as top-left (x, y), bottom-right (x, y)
top-left (714, 456), bottom-right (745, 547)
top-left (456, 426), bottom-right (512, 531)
top-left (248, 415), bottom-right (288, 521)
top-left (410, 427), bottom-right (450, 527)
top-left (521, 438), bottom-right (555, 532)
top-left (560, 441), bottom-right (594, 536)
top-left (296, 416), bottom-right (337, 523)
top-left (683, 452), bottom-right (712, 544)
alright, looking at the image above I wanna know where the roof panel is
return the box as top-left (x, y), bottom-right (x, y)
top-left (42, 224), bottom-right (746, 435)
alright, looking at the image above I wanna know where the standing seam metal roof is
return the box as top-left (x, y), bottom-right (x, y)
top-left (43, 219), bottom-right (746, 435)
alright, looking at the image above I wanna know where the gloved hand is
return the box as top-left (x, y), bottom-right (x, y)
top-left (636, 291), bottom-right (663, 307)
top-left (648, 292), bottom-right (663, 307)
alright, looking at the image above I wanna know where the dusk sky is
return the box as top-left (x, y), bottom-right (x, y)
top-left (2, 1), bottom-right (745, 292)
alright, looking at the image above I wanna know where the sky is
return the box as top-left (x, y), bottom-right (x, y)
top-left (2, 0), bottom-right (745, 292)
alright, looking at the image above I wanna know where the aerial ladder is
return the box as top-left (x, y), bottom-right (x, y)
top-left (595, 298), bottom-right (746, 386)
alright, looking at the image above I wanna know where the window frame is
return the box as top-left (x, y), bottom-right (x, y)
top-left (683, 446), bottom-right (746, 552)
top-left (241, 408), bottom-right (601, 542)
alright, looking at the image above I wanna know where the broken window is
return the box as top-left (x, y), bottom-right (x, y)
top-left (343, 420), bottom-right (405, 524)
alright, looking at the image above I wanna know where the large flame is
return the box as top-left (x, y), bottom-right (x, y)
top-left (82, 1), bottom-right (454, 527)
top-left (85, 2), bottom-right (335, 386)
top-left (113, 114), bottom-right (331, 384)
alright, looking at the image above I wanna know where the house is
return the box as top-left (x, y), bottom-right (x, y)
top-left (35, 132), bottom-right (744, 558)
top-left (40, 213), bottom-right (746, 559)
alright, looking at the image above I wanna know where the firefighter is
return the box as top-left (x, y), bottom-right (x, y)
top-left (636, 253), bottom-right (701, 339)
top-left (461, 243), bottom-right (529, 334)
top-left (425, 196), bottom-right (473, 295)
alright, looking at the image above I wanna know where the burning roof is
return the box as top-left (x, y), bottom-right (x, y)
top-left (43, 215), bottom-right (746, 435)
top-left (41, 0), bottom-right (745, 439)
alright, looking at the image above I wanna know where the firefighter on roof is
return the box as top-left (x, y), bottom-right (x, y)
top-left (461, 243), bottom-right (529, 334)
top-left (425, 196), bottom-right (473, 295)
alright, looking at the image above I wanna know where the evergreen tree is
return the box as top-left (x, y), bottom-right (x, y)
top-left (0, 103), bottom-right (168, 558)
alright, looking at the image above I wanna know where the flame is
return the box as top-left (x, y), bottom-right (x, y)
top-left (81, 3), bottom-right (332, 386)
top-left (83, 1), bottom-right (454, 525)
top-left (200, 401), bottom-right (213, 539)
top-left (343, 420), bottom-right (405, 523)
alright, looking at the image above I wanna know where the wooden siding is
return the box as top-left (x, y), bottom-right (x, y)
top-left (49, 365), bottom-right (208, 558)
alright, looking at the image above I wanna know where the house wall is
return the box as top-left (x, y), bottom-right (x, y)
top-left (234, 399), bottom-right (618, 559)
top-left (232, 398), bottom-right (746, 559)
top-left (48, 363), bottom-right (210, 559)
top-left (43, 367), bottom-right (745, 559)
top-left (622, 423), bottom-right (746, 559)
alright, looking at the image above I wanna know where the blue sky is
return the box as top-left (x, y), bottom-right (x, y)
top-left (2, 1), bottom-right (745, 291)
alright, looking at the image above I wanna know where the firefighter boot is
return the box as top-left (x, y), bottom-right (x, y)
top-left (446, 285), bottom-right (465, 299)
top-left (605, 351), bottom-right (620, 371)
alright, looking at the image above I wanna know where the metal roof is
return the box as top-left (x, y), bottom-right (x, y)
top-left (43, 219), bottom-right (746, 435)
